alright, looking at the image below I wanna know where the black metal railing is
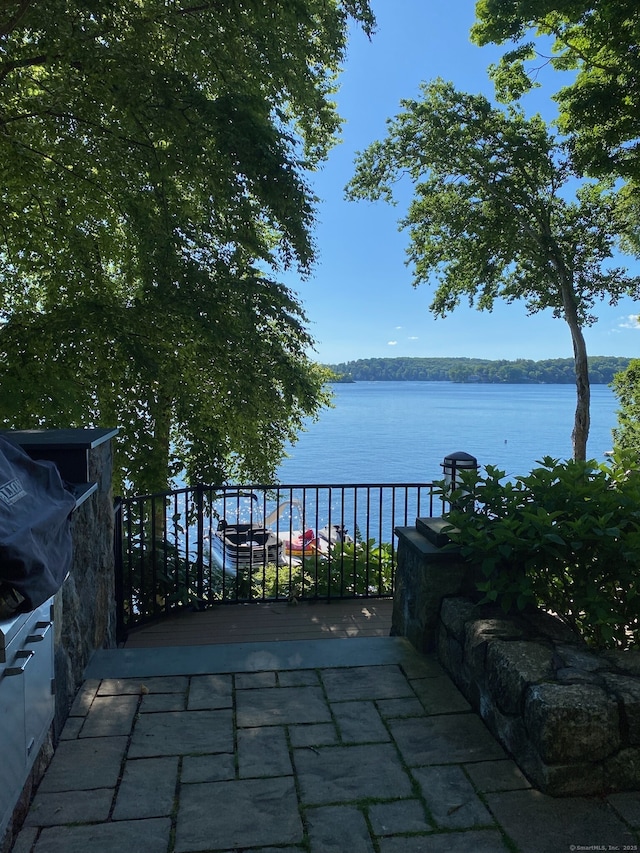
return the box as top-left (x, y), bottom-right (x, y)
top-left (115, 482), bottom-right (440, 638)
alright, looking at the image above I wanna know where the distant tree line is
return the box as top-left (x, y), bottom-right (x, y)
top-left (327, 357), bottom-right (631, 385)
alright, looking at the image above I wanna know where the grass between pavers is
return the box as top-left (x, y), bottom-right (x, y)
top-left (294, 663), bottom-right (523, 853)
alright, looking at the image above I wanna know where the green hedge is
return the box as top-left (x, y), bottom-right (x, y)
top-left (442, 455), bottom-right (640, 649)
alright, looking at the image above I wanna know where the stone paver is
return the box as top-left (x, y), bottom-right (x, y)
top-left (181, 752), bottom-right (235, 783)
top-left (412, 765), bottom-right (495, 829)
top-left (136, 675), bottom-right (188, 693)
top-left (288, 722), bottom-right (339, 747)
top-left (236, 684), bottom-right (331, 727)
top-left (68, 679), bottom-right (99, 716)
top-left (410, 674), bottom-right (471, 714)
top-left (236, 670), bottom-right (277, 689)
top-left (237, 725), bottom-right (293, 777)
top-left (399, 654), bottom-right (446, 680)
top-left (96, 677), bottom-right (148, 695)
top-left (332, 699), bottom-right (390, 743)
top-left (609, 791), bottom-right (640, 826)
top-left (486, 788), bottom-right (639, 853)
top-left (58, 716), bottom-right (84, 740)
top-left (242, 849), bottom-right (306, 853)
top-left (376, 696), bottom-right (426, 718)
top-left (33, 818), bottom-right (171, 853)
top-left (377, 829), bottom-right (511, 853)
top-left (37, 736), bottom-right (128, 792)
top-left (321, 664), bottom-right (414, 701)
top-left (368, 799), bottom-right (433, 835)
top-left (306, 805), bottom-right (375, 853)
top-left (78, 694), bottom-right (138, 737)
top-left (278, 669), bottom-right (320, 687)
top-left (464, 758), bottom-right (532, 793)
top-left (13, 639), bottom-right (640, 853)
top-left (25, 789), bottom-right (113, 826)
top-left (187, 673), bottom-right (232, 709)
top-left (295, 742), bottom-right (413, 804)
top-left (388, 713), bottom-right (507, 766)
top-left (140, 691), bottom-right (186, 712)
top-left (129, 708), bottom-right (233, 757)
top-left (175, 776), bottom-right (302, 852)
top-left (97, 675), bottom-right (189, 695)
top-left (10, 826), bottom-right (37, 853)
top-left (112, 756), bottom-right (179, 819)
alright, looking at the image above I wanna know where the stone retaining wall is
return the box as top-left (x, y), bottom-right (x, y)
top-left (53, 438), bottom-right (117, 733)
top-left (438, 596), bottom-right (640, 796)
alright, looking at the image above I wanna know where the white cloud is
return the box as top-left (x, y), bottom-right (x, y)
top-left (387, 340), bottom-right (398, 346)
top-left (395, 325), bottom-right (403, 330)
top-left (619, 315), bottom-right (640, 330)
top-left (408, 336), bottom-right (419, 340)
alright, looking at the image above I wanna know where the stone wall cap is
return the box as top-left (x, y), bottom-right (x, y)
top-left (395, 526), bottom-right (461, 559)
top-left (416, 516), bottom-right (459, 548)
top-left (0, 428), bottom-right (119, 450)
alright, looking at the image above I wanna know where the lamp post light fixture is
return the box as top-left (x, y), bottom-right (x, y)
top-left (441, 451), bottom-right (479, 504)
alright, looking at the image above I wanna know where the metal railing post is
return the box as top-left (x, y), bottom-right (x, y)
top-left (196, 484), bottom-right (205, 603)
top-left (113, 497), bottom-right (126, 644)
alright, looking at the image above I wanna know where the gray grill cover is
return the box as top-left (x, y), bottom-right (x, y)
top-left (0, 436), bottom-right (75, 612)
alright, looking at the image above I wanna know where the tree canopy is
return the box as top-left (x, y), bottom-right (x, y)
top-left (472, 0), bottom-right (640, 186)
top-left (0, 0), bottom-right (375, 494)
top-left (612, 359), bottom-right (640, 458)
top-left (346, 80), bottom-right (640, 460)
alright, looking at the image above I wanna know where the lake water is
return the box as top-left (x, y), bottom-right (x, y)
top-left (277, 382), bottom-right (619, 484)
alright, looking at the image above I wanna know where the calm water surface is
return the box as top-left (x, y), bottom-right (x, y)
top-left (277, 382), bottom-right (618, 484)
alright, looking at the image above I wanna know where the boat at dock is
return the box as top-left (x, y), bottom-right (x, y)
top-left (265, 498), bottom-right (352, 560)
top-left (210, 491), bottom-right (282, 574)
top-left (209, 492), bottom-right (354, 574)
top-left (282, 523), bottom-right (351, 558)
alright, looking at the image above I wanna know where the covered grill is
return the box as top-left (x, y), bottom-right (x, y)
top-left (0, 436), bottom-right (75, 617)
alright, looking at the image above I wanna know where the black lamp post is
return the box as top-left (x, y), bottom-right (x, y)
top-left (441, 451), bottom-right (479, 504)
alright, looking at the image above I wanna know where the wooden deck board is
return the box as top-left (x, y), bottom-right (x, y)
top-left (123, 598), bottom-right (393, 648)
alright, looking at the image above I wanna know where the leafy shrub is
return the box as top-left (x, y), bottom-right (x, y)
top-left (441, 454), bottom-right (640, 649)
top-left (253, 539), bottom-right (395, 600)
top-left (122, 540), bottom-right (204, 620)
top-left (314, 539), bottom-right (395, 598)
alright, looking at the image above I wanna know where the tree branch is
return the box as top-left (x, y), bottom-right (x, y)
top-left (0, 53), bottom-right (49, 85)
top-left (547, 23), bottom-right (623, 76)
top-left (0, 0), bottom-right (32, 38)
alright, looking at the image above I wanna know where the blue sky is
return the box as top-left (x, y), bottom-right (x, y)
top-left (282, 0), bottom-right (640, 365)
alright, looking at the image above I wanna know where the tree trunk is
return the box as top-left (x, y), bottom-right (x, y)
top-left (147, 384), bottom-right (174, 545)
top-left (148, 385), bottom-right (173, 494)
top-left (570, 325), bottom-right (590, 461)
top-left (559, 280), bottom-right (590, 461)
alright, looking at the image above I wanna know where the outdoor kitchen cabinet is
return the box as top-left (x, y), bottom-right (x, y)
top-left (0, 597), bottom-right (54, 838)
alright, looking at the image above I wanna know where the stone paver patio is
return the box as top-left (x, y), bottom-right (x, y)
top-left (10, 636), bottom-right (640, 853)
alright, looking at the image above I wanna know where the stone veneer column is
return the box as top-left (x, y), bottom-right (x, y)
top-left (392, 518), bottom-right (475, 653)
top-left (52, 438), bottom-right (117, 736)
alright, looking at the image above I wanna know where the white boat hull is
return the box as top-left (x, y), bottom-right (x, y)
top-left (210, 526), bottom-right (281, 575)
